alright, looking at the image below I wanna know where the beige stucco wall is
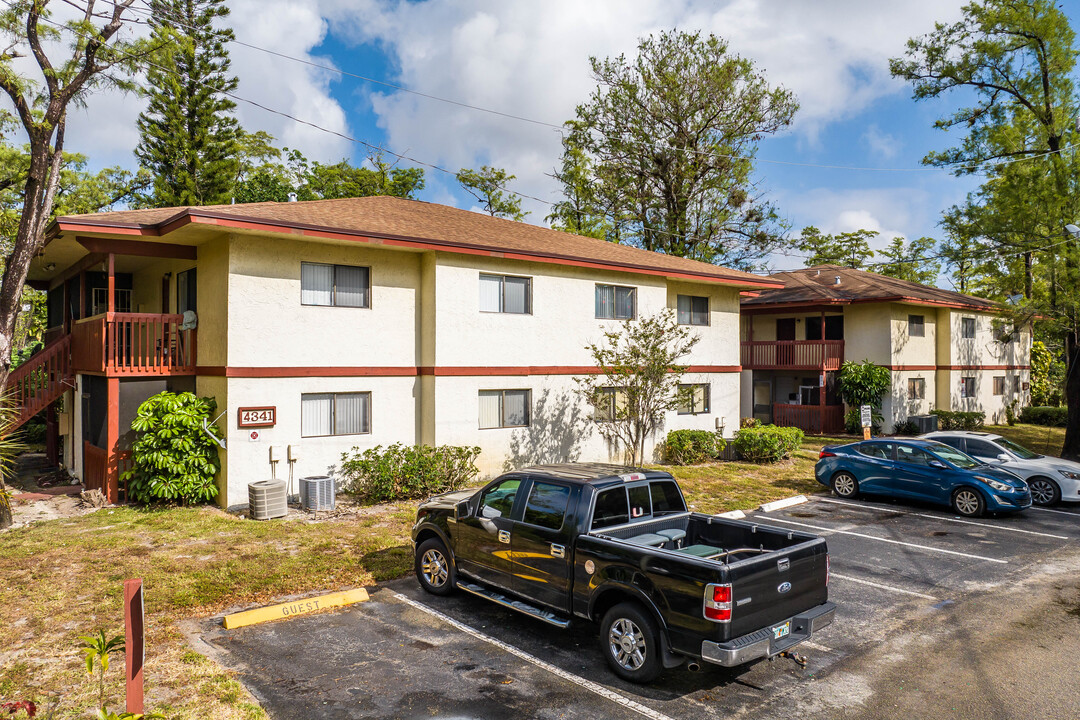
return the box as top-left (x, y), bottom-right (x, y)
top-left (843, 304), bottom-right (891, 366)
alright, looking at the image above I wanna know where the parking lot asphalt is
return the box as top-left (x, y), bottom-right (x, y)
top-left (197, 496), bottom-right (1080, 720)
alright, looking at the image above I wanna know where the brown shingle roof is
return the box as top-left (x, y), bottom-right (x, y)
top-left (52, 196), bottom-right (782, 289)
top-left (742, 264), bottom-right (999, 311)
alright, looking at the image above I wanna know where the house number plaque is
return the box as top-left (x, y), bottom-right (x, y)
top-left (238, 407), bottom-right (276, 428)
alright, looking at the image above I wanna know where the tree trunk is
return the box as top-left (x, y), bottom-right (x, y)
top-left (0, 487), bottom-right (11, 529)
top-left (1062, 330), bottom-right (1080, 461)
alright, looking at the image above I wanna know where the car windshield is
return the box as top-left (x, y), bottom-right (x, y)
top-left (927, 443), bottom-right (981, 469)
top-left (995, 437), bottom-right (1041, 460)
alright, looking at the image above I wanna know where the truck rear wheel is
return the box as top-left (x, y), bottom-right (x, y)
top-left (600, 602), bottom-right (662, 683)
top-left (415, 537), bottom-right (455, 596)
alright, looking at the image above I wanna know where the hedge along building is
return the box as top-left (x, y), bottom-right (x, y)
top-left (18, 196), bottom-right (782, 507)
top-left (739, 265), bottom-right (1031, 434)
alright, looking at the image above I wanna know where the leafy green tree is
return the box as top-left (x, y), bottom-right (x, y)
top-left (576, 311), bottom-right (700, 465)
top-left (135, 0), bottom-right (239, 206)
top-left (456, 165), bottom-right (527, 220)
top-left (876, 236), bottom-right (941, 285)
top-left (558, 30), bottom-right (798, 269)
top-left (837, 360), bottom-right (892, 409)
top-left (546, 135), bottom-right (607, 239)
top-left (1029, 339), bottom-right (1064, 406)
top-left (796, 226), bottom-right (876, 269)
top-left (123, 392), bottom-right (224, 505)
top-left (891, 0), bottom-right (1080, 458)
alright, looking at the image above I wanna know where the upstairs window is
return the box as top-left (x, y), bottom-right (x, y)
top-left (993, 321), bottom-right (1013, 343)
top-left (677, 294), bottom-right (709, 326)
top-left (677, 384), bottom-right (711, 415)
top-left (908, 314), bottom-right (924, 337)
top-left (480, 273), bottom-right (531, 314)
top-left (960, 317), bottom-right (976, 339)
top-left (301, 262), bottom-right (370, 308)
top-left (596, 284), bottom-right (636, 320)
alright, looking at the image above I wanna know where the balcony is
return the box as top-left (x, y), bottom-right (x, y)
top-left (741, 340), bottom-right (844, 371)
top-left (71, 312), bottom-right (196, 375)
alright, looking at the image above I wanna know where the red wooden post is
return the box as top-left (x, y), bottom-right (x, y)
top-left (107, 253), bottom-right (115, 315)
top-left (106, 377), bottom-right (120, 503)
top-left (123, 578), bottom-right (145, 714)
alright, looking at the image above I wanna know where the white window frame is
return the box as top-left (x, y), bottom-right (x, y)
top-left (479, 273), bottom-right (532, 314)
top-left (992, 376), bottom-right (1006, 396)
top-left (479, 389), bottom-right (532, 429)
top-left (677, 383), bottom-right (711, 415)
top-left (677, 294), bottom-right (709, 326)
top-left (301, 391), bottom-right (372, 437)
top-left (595, 284), bottom-right (636, 320)
top-left (594, 386), bottom-right (627, 423)
top-left (960, 376), bottom-right (976, 398)
top-left (960, 316), bottom-right (976, 339)
top-left (908, 377), bottom-right (925, 400)
top-left (301, 262), bottom-right (371, 308)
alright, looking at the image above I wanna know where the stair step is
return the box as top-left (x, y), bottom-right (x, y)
top-left (456, 581), bottom-right (571, 628)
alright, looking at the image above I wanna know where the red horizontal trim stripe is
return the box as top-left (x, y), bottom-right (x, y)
top-left (887, 365), bottom-right (936, 371)
top-left (886, 364), bottom-right (1030, 371)
top-left (197, 365), bottom-right (742, 378)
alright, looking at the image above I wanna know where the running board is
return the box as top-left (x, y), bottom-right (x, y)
top-left (456, 582), bottom-right (571, 629)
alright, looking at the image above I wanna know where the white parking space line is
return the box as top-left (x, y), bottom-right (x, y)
top-left (812, 497), bottom-right (1070, 540)
top-left (390, 591), bottom-right (677, 720)
top-left (830, 572), bottom-right (938, 601)
top-left (1031, 506), bottom-right (1080, 517)
top-left (759, 516), bottom-right (1009, 564)
top-left (800, 640), bottom-right (833, 653)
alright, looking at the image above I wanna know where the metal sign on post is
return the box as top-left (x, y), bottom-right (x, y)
top-left (124, 579), bottom-right (145, 714)
top-left (860, 405), bottom-right (872, 440)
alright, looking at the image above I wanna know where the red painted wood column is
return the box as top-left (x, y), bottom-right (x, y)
top-left (106, 377), bottom-right (120, 503)
top-left (819, 311), bottom-right (826, 434)
top-left (107, 253), bottom-right (115, 314)
top-left (123, 578), bottom-right (145, 714)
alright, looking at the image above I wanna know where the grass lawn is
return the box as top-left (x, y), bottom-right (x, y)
top-left (0, 503), bottom-right (416, 719)
top-left (987, 423), bottom-right (1065, 457)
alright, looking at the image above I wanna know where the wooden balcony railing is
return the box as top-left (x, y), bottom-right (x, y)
top-left (741, 340), bottom-right (844, 371)
top-left (773, 403), bottom-right (845, 435)
top-left (71, 312), bottom-right (195, 375)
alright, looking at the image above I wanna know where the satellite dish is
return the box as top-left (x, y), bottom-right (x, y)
top-left (1006, 293), bottom-right (1024, 305)
top-left (1065, 224), bottom-right (1080, 238)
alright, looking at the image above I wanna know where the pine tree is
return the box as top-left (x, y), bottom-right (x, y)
top-left (136, 0), bottom-right (240, 207)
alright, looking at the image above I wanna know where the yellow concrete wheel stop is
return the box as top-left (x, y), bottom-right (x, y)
top-left (222, 588), bottom-right (370, 629)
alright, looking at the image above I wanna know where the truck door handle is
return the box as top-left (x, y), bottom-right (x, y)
top-left (550, 544), bottom-right (565, 558)
top-left (498, 530), bottom-right (511, 544)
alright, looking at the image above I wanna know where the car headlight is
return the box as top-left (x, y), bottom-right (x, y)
top-left (1058, 469), bottom-right (1080, 480)
top-left (978, 477), bottom-right (1013, 492)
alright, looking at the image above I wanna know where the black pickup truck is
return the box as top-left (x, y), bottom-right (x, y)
top-left (411, 463), bottom-right (835, 682)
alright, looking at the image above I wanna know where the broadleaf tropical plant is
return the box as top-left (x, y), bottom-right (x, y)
top-left (123, 392), bottom-right (223, 504)
top-left (79, 629), bottom-right (124, 710)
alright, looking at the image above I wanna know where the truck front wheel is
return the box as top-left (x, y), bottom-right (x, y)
top-left (600, 602), bottom-right (662, 683)
top-left (415, 537), bottom-right (456, 596)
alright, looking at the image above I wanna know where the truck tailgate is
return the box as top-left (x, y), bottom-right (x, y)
top-left (725, 538), bottom-right (828, 639)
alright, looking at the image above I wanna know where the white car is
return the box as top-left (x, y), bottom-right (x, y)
top-left (921, 431), bottom-right (1080, 506)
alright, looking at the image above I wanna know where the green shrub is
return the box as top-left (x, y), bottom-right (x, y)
top-left (731, 425), bottom-right (804, 463)
top-left (893, 420), bottom-right (920, 436)
top-left (664, 429), bottom-right (725, 465)
top-left (339, 443), bottom-right (481, 503)
top-left (844, 407), bottom-right (882, 434)
top-left (740, 417), bottom-right (761, 429)
top-left (19, 419), bottom-right (45, 444)
top-left (123, 392), bottom-right (223, 505)
top-left (930, 409), bottom-right (985, 431)
top-left (1019, 406), bottom-right (1067, 427)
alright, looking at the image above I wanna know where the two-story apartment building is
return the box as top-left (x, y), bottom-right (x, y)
top-left (18, 196), bottom-right (781, 507)
top-left (739, 265), bottom-right (1030, 433)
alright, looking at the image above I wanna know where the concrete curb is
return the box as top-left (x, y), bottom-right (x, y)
top-left (714, 510), bottom-right (746, 520)
top-left (758, 495), bottom-right (808, 513)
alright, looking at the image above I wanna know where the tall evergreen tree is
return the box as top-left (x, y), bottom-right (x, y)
top-left (136, 0), bottom-right (239, 207)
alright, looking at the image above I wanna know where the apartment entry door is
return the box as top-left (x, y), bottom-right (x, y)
top-left (753, 380), bottom-right (773, 424)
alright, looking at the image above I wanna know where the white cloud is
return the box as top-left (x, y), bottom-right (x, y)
top-left (862, 124), bottom-right (901, 160)
top-left (317, 0), bottom-right (967, 218)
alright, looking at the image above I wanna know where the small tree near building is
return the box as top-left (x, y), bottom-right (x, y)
top-left (837, 359), bottom-right (892, 432)
top-left (576, 311), bottom-right (699, 465)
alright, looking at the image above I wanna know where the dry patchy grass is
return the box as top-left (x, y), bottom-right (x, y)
top-left (0, 502), bottom-right (415, 719)
top-left (988, 423), bottom-right (1065, 457)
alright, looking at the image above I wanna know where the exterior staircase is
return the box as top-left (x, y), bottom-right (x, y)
top-left (8, 335), bottom-right (73, 430)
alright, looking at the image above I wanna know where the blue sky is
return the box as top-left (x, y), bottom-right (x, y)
top-left (60, 0), bottom-right (1080, 285)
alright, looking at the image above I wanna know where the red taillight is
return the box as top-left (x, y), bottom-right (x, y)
top-left (819, 450), bottom-right (836, 459)
top-left (704, 583), bottom-right (732, 622)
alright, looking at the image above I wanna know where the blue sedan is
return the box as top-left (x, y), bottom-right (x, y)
top-left (815, 438), bottom-right (1031, 517)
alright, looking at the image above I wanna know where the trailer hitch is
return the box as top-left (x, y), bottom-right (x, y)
top-left (778, 650), bottom-right (808, 668)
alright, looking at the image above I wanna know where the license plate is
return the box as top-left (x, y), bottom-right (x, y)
top-left (772, 621), bottom-right (791, 640)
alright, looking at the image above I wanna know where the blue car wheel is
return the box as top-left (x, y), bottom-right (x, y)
top-left (951, 487), bottom-right (985, 517)
top-left (832, 472), bottom-right (859, 498)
